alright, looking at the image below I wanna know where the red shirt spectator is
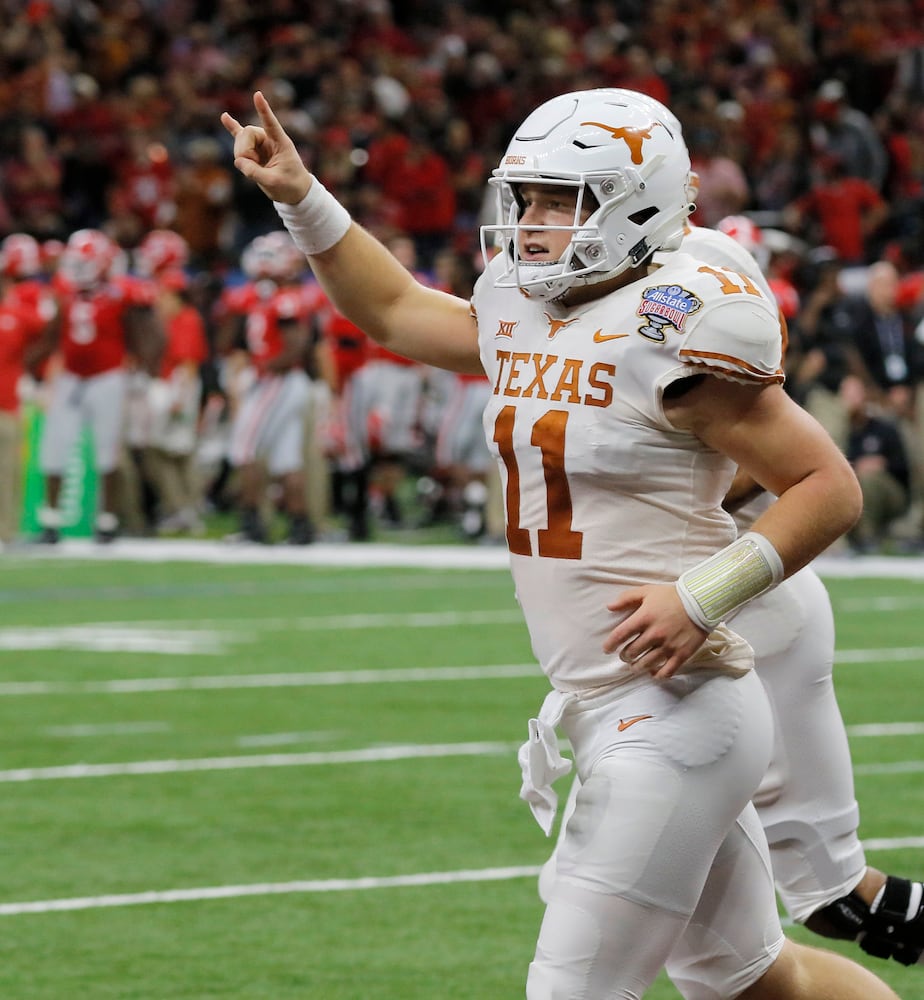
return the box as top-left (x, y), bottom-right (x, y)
top-left (113, 130), bottom-right (176, 231)
top-left (4, 124), bottom-right (64, 235)
top-left (786, 160), bottom-right (889, 263)
top-left (0, 298), bottom-right (43, 413)
top-left (159, 280), bottom-right (209, 379)
top-left (384, 135), bottom-right (456, 238)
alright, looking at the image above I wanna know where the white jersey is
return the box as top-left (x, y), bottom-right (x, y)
top-left (473, 249), bottom-right (783, 691)
top-left (677, 225), bottom-right (781, 531)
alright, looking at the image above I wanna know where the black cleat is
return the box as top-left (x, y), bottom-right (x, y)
top-left (94, 512), bottom-right (119, 544)
top-left (239, 509), bottom-right (268, 544)
top-left (286, 516), bottom-right (315, 546)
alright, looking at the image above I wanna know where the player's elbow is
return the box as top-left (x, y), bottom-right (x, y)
top-left (829, 461), bottom-right (864, 537)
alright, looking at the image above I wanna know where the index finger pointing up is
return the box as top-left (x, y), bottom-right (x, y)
top-left (253, 90), bottom-right (285, 136)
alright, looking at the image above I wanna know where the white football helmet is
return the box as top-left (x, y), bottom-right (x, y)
top-left (482, 89), bottom-right (694, 301)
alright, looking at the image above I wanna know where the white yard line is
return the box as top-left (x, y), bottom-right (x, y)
top-left (0, 625), bottom-right (228, 654)
top-left (4, 737), bottom-right (924, 785)
top-left (0, 740), bottom-right (519, 783)
top-left (0, 645), bottom-right (920, 699)
top-left (837, 596), bottom-right (924, 612)
top-left (854, 761), bottom-right (924, 776)
top-left (43, 722), bottom-right (170, 738)
top-left (835, 647), bottom-right (924, 664)
top-left (145, 609), bottom-right (525, 631)
top-left (0, 662), bottom-right (540, 696)
top-left (847, 722), bottom-right (924, 737)
top-left (79, 609), bottom-right (525, 633)
top-left (2, 837), bottom-right (922, 917)
top-left (0, 610), bottom-right (526, 655)
top-left (0, 866), bottom-right (542, 916)
top-left (236, 730), bottom-right (340, 748)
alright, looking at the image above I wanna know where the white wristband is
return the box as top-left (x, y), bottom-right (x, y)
top-left (273, 181), bottom-right (352, 256)
top-left (675, 531), bottom-right (784, 632)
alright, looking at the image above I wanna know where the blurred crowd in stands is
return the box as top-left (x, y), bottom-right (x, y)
top-left (1, 0), bottom-right (924, 553)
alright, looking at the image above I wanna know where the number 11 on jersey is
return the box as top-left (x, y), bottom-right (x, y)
top-left (493, 405), bottom-right (583, 560)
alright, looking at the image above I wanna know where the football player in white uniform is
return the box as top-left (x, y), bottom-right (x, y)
top-left (536, 87), bottom-right (924, 971)
top-left (223, 90), bottom-right (898, 998)
top-left (683, 219), bottom-right (924, 964)
top-left (539, 212), bottom-right (924, 968)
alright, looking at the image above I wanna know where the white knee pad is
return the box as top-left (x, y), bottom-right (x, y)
top-left (763, 804), bottom-right (866, 923)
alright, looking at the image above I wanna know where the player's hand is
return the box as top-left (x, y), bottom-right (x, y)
top-left (220, 91), bottom-right (312, 206)
top-left (603, 583), bottom-right (708, 679)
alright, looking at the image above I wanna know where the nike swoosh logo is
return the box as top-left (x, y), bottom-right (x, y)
top-left (617, 714), bottom-right (654, 732)
top-left (593, 329), bottom-right (630, 343)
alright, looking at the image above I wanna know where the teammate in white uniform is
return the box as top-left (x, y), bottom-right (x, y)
top-left (223, 89), bottom-right (898, 998)
top-left (687, 223), bottom-right (924, 962)
top-left (534, 87), bottom-right (924, 969)
top-left (540, 216), bottom-right (924, 968)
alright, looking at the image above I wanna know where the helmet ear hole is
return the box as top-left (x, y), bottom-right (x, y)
top-left (628, 206), bottom-right (659, 226)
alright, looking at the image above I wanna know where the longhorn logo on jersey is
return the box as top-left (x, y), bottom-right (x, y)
top-left (636, 284), bottom-right (702, 342)
top-left (544, 313), bottom-right (580, 340)
top-left (579, 121), bottom-right (664, 164)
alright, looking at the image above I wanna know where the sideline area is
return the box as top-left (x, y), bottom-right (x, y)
top-left (8, 536), bottom-right (924, 578)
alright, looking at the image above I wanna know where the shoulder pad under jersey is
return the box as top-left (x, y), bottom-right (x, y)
top-left (680, 296), bottom-right (784, 384)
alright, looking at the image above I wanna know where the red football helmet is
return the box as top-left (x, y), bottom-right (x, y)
top-left (716, 215), bottom-right (768, 270)
top-left (0, 233), bottom-right (42, 279)
top-left (135, 229), bottom-right (190, 278)
top-left (59, 229), bottom-right (119, 289)
top-left (717, 215), bottom-right (763, 254)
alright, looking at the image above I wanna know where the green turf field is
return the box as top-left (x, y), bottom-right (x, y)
top-left (1, 546), bottom-right (923, 998)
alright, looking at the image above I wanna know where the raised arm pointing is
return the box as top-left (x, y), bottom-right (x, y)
top-left (221, 92), bottom-right (481, 373)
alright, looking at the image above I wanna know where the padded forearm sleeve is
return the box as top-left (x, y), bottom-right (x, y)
top-left (675, 531), bottom-right (784, 631)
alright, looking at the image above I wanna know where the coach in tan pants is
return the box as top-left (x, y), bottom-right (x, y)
top-left (0, 410), bottom-right (22, 543)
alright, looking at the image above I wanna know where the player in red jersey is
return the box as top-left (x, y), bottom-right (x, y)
top-left (0, 233), bottom-right (59, 342)
top-left (37, 228), bottom-right (163, 543)
top-left (219, 231), bottom-right (316, 543)
top-left (134, 231), bottom-right (210, 534)
top-left (340, 234), bottom-right (429, 534)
